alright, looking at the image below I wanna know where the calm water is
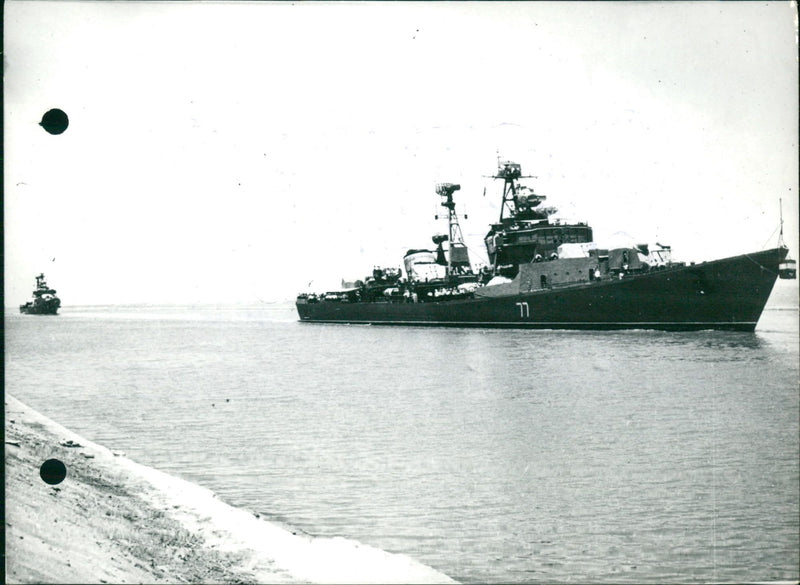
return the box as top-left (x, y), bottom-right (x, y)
top-left (6, 283), bottom-right (799, 583)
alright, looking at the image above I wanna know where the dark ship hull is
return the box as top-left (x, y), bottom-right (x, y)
top-left (19, 300), bottom-right (61, 315)
top-left (298, 248), bottom-right (786, 331)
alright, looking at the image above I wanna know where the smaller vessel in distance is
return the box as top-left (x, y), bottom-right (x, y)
top-left (19, 273), bottom-right (61, 315)
top-left (779, 258), bottom-right (797, 280)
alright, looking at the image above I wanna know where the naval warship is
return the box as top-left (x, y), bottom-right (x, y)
top-left (296, 161), bottom-right (791, 331)
top-left (19, 273), bottom-right (61, 315)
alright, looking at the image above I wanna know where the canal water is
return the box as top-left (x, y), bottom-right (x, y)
top-left (5, 281), bottom-right (798, 582)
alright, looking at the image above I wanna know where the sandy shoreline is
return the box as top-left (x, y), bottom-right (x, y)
top-left (4, 394), bottom-right (279, 584)
top-left (4, 394), bottom-right (455, 584)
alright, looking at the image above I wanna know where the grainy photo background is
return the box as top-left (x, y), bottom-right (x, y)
top-left (5, 2), bottom-right (799, 583)
top-left (5, 1), bottom-right (798, 303)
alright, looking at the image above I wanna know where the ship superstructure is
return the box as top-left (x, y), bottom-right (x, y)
top-left (484, 162), bottom-right (593, 275)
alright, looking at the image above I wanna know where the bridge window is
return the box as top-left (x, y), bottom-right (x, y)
top-left (541, 275), bottom-right (548, 288)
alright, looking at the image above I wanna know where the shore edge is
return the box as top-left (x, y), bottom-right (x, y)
top-left (4, 394), bottom-right (455, 584)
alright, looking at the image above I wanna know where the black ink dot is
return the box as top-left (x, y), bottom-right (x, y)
top-left (40, 458), bottom-right (67, 485)
top-left (40, 109), bottom-right (69, 135)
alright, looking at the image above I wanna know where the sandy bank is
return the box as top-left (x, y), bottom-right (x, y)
top-left (5, 394), bottom-right (286, 584)
top-left (4, 394), bottom-right (455, 584)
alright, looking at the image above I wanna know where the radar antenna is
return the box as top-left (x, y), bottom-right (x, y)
top-left (489, 161), bottom-right (541, 222)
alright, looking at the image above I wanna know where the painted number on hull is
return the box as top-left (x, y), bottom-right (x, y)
top-left (515, 302), bottom-right (530, 318)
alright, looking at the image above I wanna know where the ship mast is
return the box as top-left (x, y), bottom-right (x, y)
top-left (779, 198), bottom-right (786, 248)
top-left (491, 161), bottom-right (535, 222)
top-left (436, 183), bottom-right (469, 277)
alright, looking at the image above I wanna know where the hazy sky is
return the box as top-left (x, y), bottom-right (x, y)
top-left (5, 1), bottom-right (798, 305)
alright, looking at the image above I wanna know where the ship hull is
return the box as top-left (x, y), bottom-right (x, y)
top-left (296, 248), bottom-right (787, 331)
top-left (19, 300), bottom-right (61, 315)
